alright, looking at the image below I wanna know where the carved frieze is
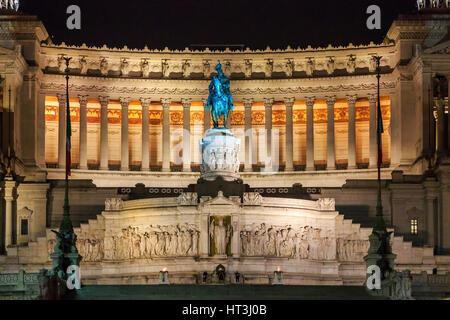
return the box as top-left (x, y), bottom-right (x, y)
top-left (104, 224), bottom-right (200, 260)
top-left (240, 223), bottom-right (336, 260)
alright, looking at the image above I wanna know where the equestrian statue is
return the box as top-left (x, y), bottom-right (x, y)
top-left (204, 61), bottom-right (236, 128)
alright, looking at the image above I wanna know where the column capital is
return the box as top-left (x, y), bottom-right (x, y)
top-left (140, 97), bottom-right (151, 107)
top-left (119, 97), bottom-right (131, 107)
top-left (367, 94), bottom-right (377, 104)
top-left (284, 97), bottom-right (295, 108)
top-left (56, 93), bottom-right (66, 104)
top-left (99, 96), bottom-right (110, 107)
top-left (181, 98), bottom-right (192, 108)
top-left (305, 96), bottom-right (315, 107)
top-left (325, 96), bottom-right (337, 106)
top-left (346, 94), bottom-right (358, 105)
top-left (161, 98), bottom-right (171, 109)
top-left (243, 98), bottom-right (254, 108)
top-left (263, 97), bottom-right (274, 107)
top-left (78, 94), bottom-right (89, 106)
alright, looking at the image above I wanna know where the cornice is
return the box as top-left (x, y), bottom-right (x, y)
top-left (42, 41), bottom-right (394, 55)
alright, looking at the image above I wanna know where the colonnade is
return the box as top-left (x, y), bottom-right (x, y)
top-left (45, 94), bottom-right (394, 172)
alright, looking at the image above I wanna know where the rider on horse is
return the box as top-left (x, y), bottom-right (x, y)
top-left (204, 61), bottom-right (236, 128)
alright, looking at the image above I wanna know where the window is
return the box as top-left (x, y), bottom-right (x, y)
top-left (410, 218), bottom-right (418, 235)
top-left (21, 219), bottom-right (28, 235)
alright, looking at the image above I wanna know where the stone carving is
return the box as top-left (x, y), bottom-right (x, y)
top-left (265, 59), bottom-right (273, 77)
top-left (285, 59), bottom-right (294, 77)
top-left (79, 56), bottom-right (88, 74)
top-left (346, 55), bottom-right (356, 73)
top-left (100, 58), bottom-right (108, 75)
top-left (141, 59), bottom-right (150, 77)
top-left (369, 56), bottom-right (377, 72)
top-left (210, 217), bottom-right (232, 256)
top-left (243, 192), bottom-right (263, 205)
top-left (182, 60), bottom-right (191, 78)
top-left (177, 192), bottom-right (198, 205)
top-left (240, 223), bottom-right (336, 260)
top-left (57, 55), bottom-right (66, 73)
top-left (306, 58), bottom-right (315, 76)
top-left (105, 198), bottom-right (124, 211)
top-left (223, 60), bottom-right (231, 77)
top-left (336, 237), bottom-right (370, 261)
top-left (121, 59), bottom-right (130, 76)
top-left (317, 198), bottom-right (335, 210)
top-left (200, 128), bottom-right (241, 182)
top-left (162, 59), bottom-right (170, 78)
top-left (0, 0), bottom-right (19, 11)
top-left (77, 235), bottom-right (104, 262)
top-left (389, 270), bottom-right (414, 300)
top-left (203, 60), bottom-right (211, 78)
top-left (244, 59), bottom-right (252, 78)
top-left (326, 57), bottom-right (335, 75)
top-left (104, 224), bottom-right (199, 260)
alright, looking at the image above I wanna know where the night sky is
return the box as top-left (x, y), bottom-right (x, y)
top-left (19, 0), bottom-right (417, 50)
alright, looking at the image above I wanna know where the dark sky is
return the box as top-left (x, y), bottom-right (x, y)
top-left (20, 0), bottom-right (417, 50)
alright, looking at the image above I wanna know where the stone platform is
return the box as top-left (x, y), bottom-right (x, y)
top-left (74, 284), bottom-right (383, 300)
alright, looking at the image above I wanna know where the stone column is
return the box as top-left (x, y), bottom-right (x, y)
top-left (243, 98), bottom-right (253, 172)
top-left (285, 97), bottom-right (295, 171)
top-left (390, 92), bottom-right (401, 166)
top-left (99, 96), bottom-right (109, 170)
top-left (347, 94), bottom-right (357, 169)
top-left (78, 95), bottom-right (89, 170)
top-left (424, 180), bottom-right (439, 247)
top-left (306, 96), bottom-right (315, 171)
top-left (448, 75), bottom-right (450, 155)
top-left (161, 98), bottom-right (171, 172)
top-left (3, 181), bottom-right (16, 250)
top-left (140, 98), bottom-right (151, 171)
top-left (200, 213), bottom-right (209, 258)
top-left (423, 73), bottom-right (434, 158)
top-left (368, 94), bottom-right (378, 168)
top-left (231, 215), bottom-right (240, 257)
top-left (326, 96), bottom-right (336, 170)
top-left (264, 98), bottom-right (274, 171)
top-left (182, 98), bottom-right (192, 172)
top-left (436, 98), bottom-right (445, 156)
top-left (203, 98), bottom-right (211, 133)
top-left (56, 93), bottom-right (66, 169)
top-left (120, 97), bottom-right (130, 171)
top-left (36, 94), bottom-right (46, 168)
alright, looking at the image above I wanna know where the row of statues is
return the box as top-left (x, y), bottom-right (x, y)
top-left (240, 224), bottom-right (336, 260)
top-left (417, 0), bottom-right (450, 8)
top-left (0, 0), bottom-right (19, 11)
top-left (103, 224), bottom-right (200, 260)
top-left (47, 224), bottom-right (370, 262)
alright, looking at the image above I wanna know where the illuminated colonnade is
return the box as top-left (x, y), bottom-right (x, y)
top-left (43, 95), bottom-right (392, 172)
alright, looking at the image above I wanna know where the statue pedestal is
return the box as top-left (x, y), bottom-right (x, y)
top-left (200, 128), bottom-right (240, 182)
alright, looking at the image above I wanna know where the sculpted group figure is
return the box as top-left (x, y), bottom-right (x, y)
top-left (336, 236), bottom-right (370, 262)
top-left (105, 224), bottom-right (200, 260)
top-left (240, 223), bottom-right (336, 260)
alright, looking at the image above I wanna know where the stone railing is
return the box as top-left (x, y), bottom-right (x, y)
top-left (412, 271), bottom-right (450, 287)
top-left (0, 270), bottom-right (40, 300)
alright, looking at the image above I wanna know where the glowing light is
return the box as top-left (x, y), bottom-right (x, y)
top-left (277, 266), bottom-right (281, 272)
top-left (162, 267), bottom-right (168, 272)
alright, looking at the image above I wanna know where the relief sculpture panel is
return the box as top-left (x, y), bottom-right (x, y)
top-left (104, 223), bottom-right (200, 260)
top-left (240, 223), bottom-right (336, 260)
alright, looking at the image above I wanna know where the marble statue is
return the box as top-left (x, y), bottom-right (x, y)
top-left (0, 0), bottom-right (19, 11)
top-left (204, 61), bottom-right (236, 128)
top-left (210, 218), bottom-right (232, 256)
